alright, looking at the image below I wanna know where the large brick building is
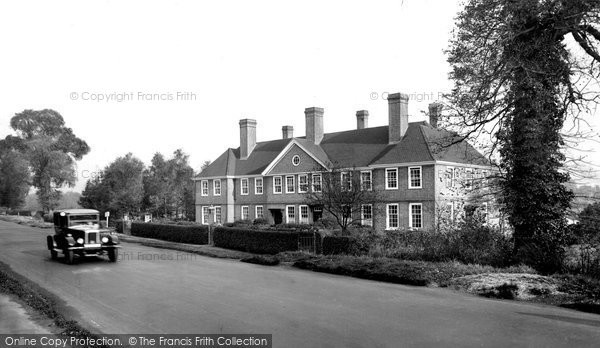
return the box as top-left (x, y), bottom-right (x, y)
top-left (194, 93), bottom-right (494, 231)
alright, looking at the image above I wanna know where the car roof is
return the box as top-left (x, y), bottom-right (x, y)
top-left (54, 209), bottom-right (100, 215)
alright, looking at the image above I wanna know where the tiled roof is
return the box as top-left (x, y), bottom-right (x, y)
top-left (196, 122), bottom-right (488, 178)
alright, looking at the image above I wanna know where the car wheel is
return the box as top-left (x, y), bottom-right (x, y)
top-left (64, 249), bottom-right (74, 264)
top-left (108, 248), bottom-right (118, 262)
top-left (50, 250), bottom-right (58, 260)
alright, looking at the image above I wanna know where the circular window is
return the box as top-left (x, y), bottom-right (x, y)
top-left (292, 155), bottom-right (300, 166)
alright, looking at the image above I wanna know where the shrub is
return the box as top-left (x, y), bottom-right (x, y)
top-left (131, 222), bottom-right (208, 244)
top-left (240, 255), bottom-right (280, 266)
top-left (213, 226), bottom-right (318, 254)
top-left (322, 236), bottom-right (368, 255)
top-left (253, 218), bottom-right (269, 225)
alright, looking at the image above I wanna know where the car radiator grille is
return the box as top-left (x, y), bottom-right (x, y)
top-left (86, 232), bottom-right (99, 244)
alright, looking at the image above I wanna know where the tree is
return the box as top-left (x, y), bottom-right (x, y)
top-left (446, 0), bottom-right (600, 272)
top-left (305, 165), bottom-right (379, 235)
top-left (578, 202), bottom-right (600, 244)
top-left (0, 148), bottom-right (30, 209)
top-left (1, 109), bottom-right (89, 211)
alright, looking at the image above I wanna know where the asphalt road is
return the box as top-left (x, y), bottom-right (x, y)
top-left (1, 220), bottom-right (600, 347)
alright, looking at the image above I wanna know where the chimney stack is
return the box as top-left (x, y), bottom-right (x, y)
top-left (388, 93), bottom-right (409, 144)
top-left (356, 110), bottom-right (369, 129)
top-left (428, 102), bottom-right (443, 128)
top-left (239, 119), bottom-right (257, 160)
top-left (282, 125), bottom-right (294, 139)
top-left (305, 107), bottom-right (324, 144)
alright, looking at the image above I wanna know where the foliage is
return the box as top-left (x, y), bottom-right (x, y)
top-left (142, 149), bottom-right (196, 220)
top-left (446, 0), bottom-right (600, 272)
top-left (130, 222), bottom-right (208, 244)
top-left (577, 202), bottom-right (600, 244)
top-left (213, 226), bottom-right (317, 254)
top-left (0, 148), bottom-right (30, 209)
top-left (322, 236), bottom-right (368, 256)
top-left (0, 109), bottom-right (90, 211)
top-left (304, 164), bottom-right (380, 234)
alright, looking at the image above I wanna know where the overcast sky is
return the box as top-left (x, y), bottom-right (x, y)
top-left (1, 0), bottom-right (598, 192)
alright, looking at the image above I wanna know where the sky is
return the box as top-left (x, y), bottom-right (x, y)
top-left (1, 0), bottom-right (598, 192)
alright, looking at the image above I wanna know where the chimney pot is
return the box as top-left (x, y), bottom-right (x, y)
top-left (282, 125), bottom-right (294, 139)
top-left (305, 107), bottom-right (324, 144)
top-left (428, 103), bottom-right (443, 128)
top-left (239, 118), bottom-right (257, 160)
top-left (388, 93), bottom-right (409, 144)
top-left (356, 110), bottom-right (369, 129)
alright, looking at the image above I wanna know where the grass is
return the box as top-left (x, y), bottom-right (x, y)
top-left (0, 261), bottom-right (108, 347)
top-left (0, 215), bottom-right (53, 228)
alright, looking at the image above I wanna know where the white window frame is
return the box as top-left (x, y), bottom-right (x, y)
top-left (292, 155), bottom-right (300, 166)
top-left (360, 170), bottom-right (372, 191)
top-left (200, 180), bottom-right (209, 196)
top-left (286, 205), bottom-right (296, 223)
top-left (273, 176), bottom-right (283, 194)
top-left (286, 175), bottom-right (295, 193)
top-left (299, 205), bottom-right (309, 224)
top-left (213, 179), bottom-right (221, 196)
top-left (201, 206), bottom-right (210, 225)
top-left (385, 168), bottom-right (398, 190)
top-left (298, 174), bottom-right (309, 193)
top-left (446, 202), bottom-right (454, 223)
top-left (341, 172), bottom-right (352, 191)
top-left (386, 203), bottom-right (399, 230)
top-left (255, 205), bottom-right (264, 219)
top-left (361, 204), bottom-right (373, 226)
top-left (446, 167), bottom-right (455, 188)
top-left (255, 177), bottom-right (263, 195)
top-left (240, 178), bottom-right (249, 195)
top-left (214, 206), bottom-right (222, 224)
top-left (409, 203), bottom-right (423, 229)
top-left (241, 206), bottom-right (249, 220)
top-left (408, 166), bottom-right (422, 189)
top-left (312, 173), bottom-right (322, 192)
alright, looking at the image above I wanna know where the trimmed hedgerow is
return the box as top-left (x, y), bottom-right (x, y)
top-left (322, 236), bottom-right (368, 255)
top-left (213, 226), bottom-right (319, 255)
top-left (131, 222), bottom-right (208, 244)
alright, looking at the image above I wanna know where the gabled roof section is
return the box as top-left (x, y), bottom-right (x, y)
top-left (196, 120), bottom-right (490, 179)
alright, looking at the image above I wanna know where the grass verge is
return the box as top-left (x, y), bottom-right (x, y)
top-left (0, 215), bottom-right (53, 228)
top-left (0, 261), bottom-right (108, 347)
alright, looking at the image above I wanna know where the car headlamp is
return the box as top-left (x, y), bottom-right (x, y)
top-left (101, 237), bottom-right (109, 243)
top-left (76, 238), bottom-right (84, 244)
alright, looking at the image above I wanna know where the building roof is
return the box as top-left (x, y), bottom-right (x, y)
top-left (196, 122), bottom-right (489, 178)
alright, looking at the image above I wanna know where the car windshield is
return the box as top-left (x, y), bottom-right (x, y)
top-left (68, 214), bottom-right (99, 227)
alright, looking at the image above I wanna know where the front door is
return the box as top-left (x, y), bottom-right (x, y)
top-left (270, 209), bottom-right (283, 225)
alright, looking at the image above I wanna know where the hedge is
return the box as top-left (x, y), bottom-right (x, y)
top-left (214, 226), bottom-right (320, 255)
top-left (131, 222), bottom-right (208, 244)
top-left (322, 236), bottom-right (368, 255)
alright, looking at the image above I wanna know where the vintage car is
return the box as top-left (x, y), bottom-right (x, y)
top-left (47, 209), bottom-right (120, 264)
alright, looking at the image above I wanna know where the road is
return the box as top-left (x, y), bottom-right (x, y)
top-left (1, 220), bottom-right (599, 347)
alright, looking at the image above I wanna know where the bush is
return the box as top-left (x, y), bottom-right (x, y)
top-left (131, 222), bottom-right (208, 244)
top-left (213, 226), bottom-right (318, 254)
top-left (253, 218), bottom-right (269, 225)
top-left (322, 236), bottom-right (368, 255)
top-left (240, 255), bottom-right (280, 266)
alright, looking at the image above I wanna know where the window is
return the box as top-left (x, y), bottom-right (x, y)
top-left (200, 180), bottom-right (209, 196)
top-left (361, 171), bottom-right (372, 191)
top-left (361, 204), bottom-right (373, 226)
top-left (387, 204), bottom-right (399, 229)
top-left (214, 206), bottom-right (222, 224)
top-left (292, 155), bottom-right (300, 166)
top-left (465, 168), bottom-right (473, 191)
top-left (273, 176), bottom-right (282, 194)
top-left (445, 167), bottom-right (455, 188)
top-left (446, 202), bottom-right (454, 223)
top-left (340, 172), bottom-right (352, 191)
top-left (255, 178), bottom-right (263, 195)
top-left (286, 205), bottom-right (296, 223)
top-left (202, 206), bottom-right (210, 225)
top-left (213, 179), bottom-right (221, 196)
top-left (241, 178), bottom-right (249, 195)
top-left (312, 174), bottom-right (322, 192)
top-left (299, 205), bottom-right (309, 224)
top-left (408, 166), bottom-right (422, 189)
top-left (298, 174), bottom-right (309, 193)
top-left (386, 168), bottom-right (398, 189)
top-left (241, 206), bottom-right (249, 220)
top-left (286, 175), bottom-right (295, 193)
top-left (255, 206), bottom-right (264, 219)
top-left (409, 203), bottom-right (422, 229)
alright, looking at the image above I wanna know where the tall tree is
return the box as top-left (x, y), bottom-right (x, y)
top-left (103, 153), bottom-right (145, 217)
top-left (0, 148), bottom-right (30, 209)
top-left (446, 0), bottom-right (600, 272)
top-left (2, 109), bottom-right (89, 211)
